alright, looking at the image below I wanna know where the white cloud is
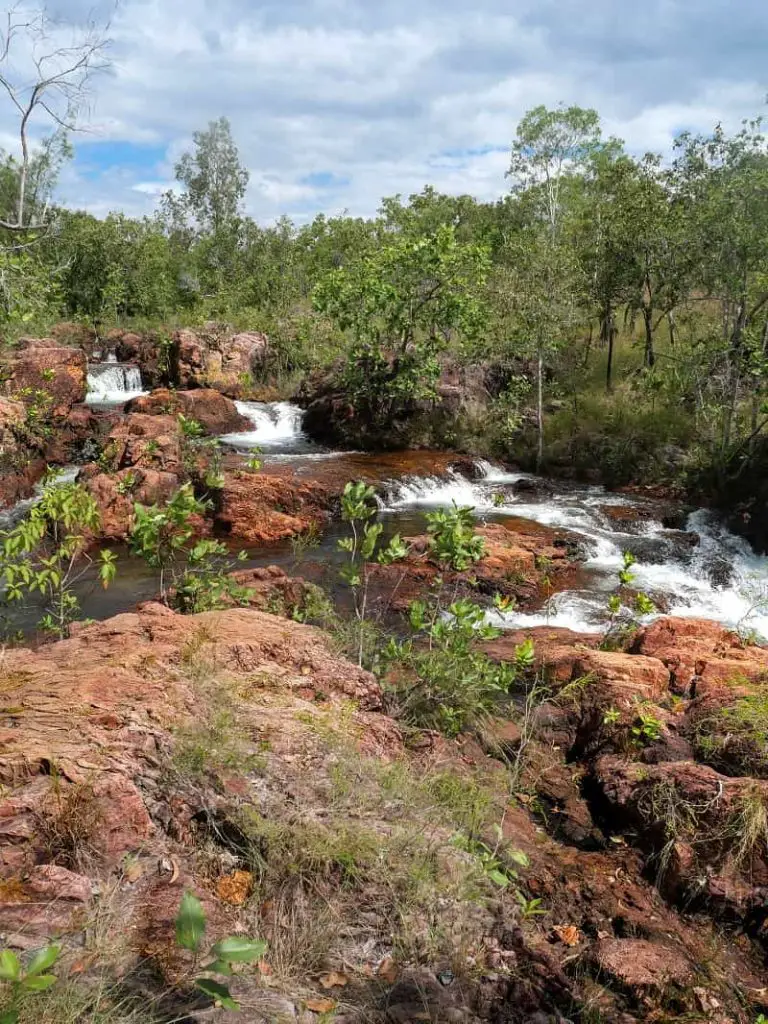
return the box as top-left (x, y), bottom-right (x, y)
top-left (0, 0), bottom-right (763, 223)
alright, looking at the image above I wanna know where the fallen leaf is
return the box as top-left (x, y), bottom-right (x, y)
top-left (306, 997), bottom-right (337, 1013)
top-left (319, 971), bottom-right (349, 989)
top-left (216, 869), bottom-right (253, 906)
top-left (553, 924), bottom-right (581, 947)
top-left (377, 956), bottom-right (398, 984)
top-left (124, 861), bottom-right (143, 884)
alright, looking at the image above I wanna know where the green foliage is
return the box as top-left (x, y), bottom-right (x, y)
top-left (337, 480), bottom-right (408, 665)
top-left (631, 710), bottom-right (663, 746)
top-left (425, 502), bottom-right (486, 570)
top-left (0, 477), bottom-right (116, 638)
top-left (314, 224), bottom-right (490, 428)
top-left (387, 598), bottom-right (533, 736)
top-left (174, 892), bottom-right (266, 1012)
top-left (129, 484), bottom-right (250, 612)
top-left (0, 944), bottom-right (60, 1022)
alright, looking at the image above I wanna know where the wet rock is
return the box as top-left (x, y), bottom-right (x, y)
top-left (126, 388), bottom-right (250, 435)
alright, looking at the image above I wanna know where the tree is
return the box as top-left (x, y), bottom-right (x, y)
top-left (507, 104), bottom-right (602, 235)
top-left (499, 227), bottom-right (583, 467)
top-left (313, 224), bottom-right (491, 430)
top-left (0, 6), bottom-right (110, 231)
top-left (170, 117), bottom-right (248, 237)
top-left (162, 117), bottom-right (249, 298)
top-left (673, 118), bottom-right (768, 454)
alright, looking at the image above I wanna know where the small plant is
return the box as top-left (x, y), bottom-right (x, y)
top-left (601, 550), bottom-right (656, 650)
top-left (337, 480), bottom-right (408, 666)
top-left (492, 492), bottom-right (506, 508)
top-left (178, 414), bottom-right (205, 440)
top-left (244, 450), bottom-right (263, 473)
top-left (386, 598), bottom-right (533, 736)
top-left (425, 502), bottom-right (485, 571)
top-left (115, 471), bottom-right (138, 496)
top-left (493, 592), bottom-right (517, 612)
top-left (515, 893), bottom-right (547, 920)
top-left (631, 710), bottom-right (663, 746)
top-left (130, 485), bottom-right (250, 612)
top-left (175, 891), bottom-right (266, 1012)
top-left (603, 706), bottom-right (621, 726)
top-left (0, 944), bottom-right (60, 1022)
top-left (0, 476), bottom-right (117, 639)
top-left (618, 550), bottom-right (637, 586)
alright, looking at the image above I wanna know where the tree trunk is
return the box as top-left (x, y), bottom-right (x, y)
top-left (601, 303), bottom-right (616, 392)
top-left (536, 350), bottom-right (544, 472)
top-left (582, 323), bottom-right (593, 369)
top-left (643, 306), bottom-right (655, 368)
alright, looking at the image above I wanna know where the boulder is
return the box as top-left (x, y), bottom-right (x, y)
top-left (634, 616), bottom-right (768, 694)
top-left (100, 412), bottom-right (183, 476)
top-left (176, 326), bottom-right (269, 396)
top-left (2, 341), bottom-right (86, 417)
top-left (125, 387), bottom-right (249, 435)
top-left (83, 467), bottom-right (181, 540)
top-left (217, 469), bottom-right (333, 544)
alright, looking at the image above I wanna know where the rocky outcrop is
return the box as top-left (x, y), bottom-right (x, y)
top-left (0, 396), bottom-right (44, 508)
top-left (216, 468), bottom-right (334, 544)
top-left (633, 616), bottom-right (768, 694)
top-left (1, 339), bottom-right (87, 417)
top-left (125, 387), bottom-right (250, 434)
top-left (176, 327), bottom-right (269, 395)
top-left (98, 411), bottom-right (184, 476)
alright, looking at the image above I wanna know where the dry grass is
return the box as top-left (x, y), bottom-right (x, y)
top-left (35, 781), bottom-right (104, 872)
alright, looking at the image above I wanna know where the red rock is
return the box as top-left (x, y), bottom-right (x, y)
top-left (593, 938), bottom-right (693, 994)
top-left (176, 327), bottom-right (269, 395)
top-left (635, 617), bottom-right (768, 693)
top-left (84, 467), bottom-right (181, 540)
top-left (26, 864), bottom-right (92, 901)
top-left (217, 469), bottom-right (333, 544)
top-left (125, 388), bottom-right (250, 434)
top-left (2, 342), bottom-right (86, 417)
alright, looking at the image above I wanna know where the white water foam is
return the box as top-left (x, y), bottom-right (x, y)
top-left (380, 459), bottom-right (768, 638)
top-left (220, 401), bottom-right (306, 449)
top-left (86, 362), bottom-right (146, 405)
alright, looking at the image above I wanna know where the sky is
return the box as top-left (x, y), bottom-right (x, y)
top-left (3, 0), bottom-right (767, 224)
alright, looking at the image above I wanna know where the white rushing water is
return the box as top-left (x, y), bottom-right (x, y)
top-left (0, 466), bottom-right (80, 531)
top-left (86, 362), bottom-right (147, 405)
top-left (220, 401), bottom-right (308, 451)
top-left (380, 462), bottom-right (768, 638)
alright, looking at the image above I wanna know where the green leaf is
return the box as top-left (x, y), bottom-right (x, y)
top-left (202, 959), bottom-right (233, 976)
top-left (0, 950), bottom-right (20, 981)
top-left (175, 891), bottom-right (206, 952)
top-left (0, 1009), bottom-right (19, 1024)
top-left (194, 977), bottom-right (239, 1010)
top-left (20, 974), bottom-right (57, 992)
top-left (25, 945), bottom-right (60, 977)
top-left (487, 868), bottom-right (510, 887)
top-left (211, 937), bottom-right (268, 963)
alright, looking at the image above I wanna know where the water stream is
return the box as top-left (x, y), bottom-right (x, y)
top-left (85, 355), bottom-right (147, 407)
top-left (5, 397), bottom-right (768, 639)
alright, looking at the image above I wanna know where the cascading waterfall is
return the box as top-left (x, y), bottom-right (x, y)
top-left (378, 461), bottom-right (768, 638)
top-left (219, 401), bottom-right (308, 451)
top-left (85, 361), bottom-right (146, 405)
